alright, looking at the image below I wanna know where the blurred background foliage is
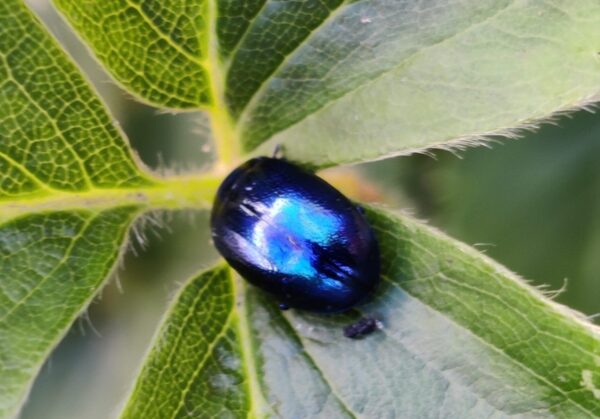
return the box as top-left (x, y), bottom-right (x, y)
top-left (21, 1), bottom-right (600, 418)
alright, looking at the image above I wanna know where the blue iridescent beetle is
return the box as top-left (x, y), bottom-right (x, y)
top-left (210, 156), bottom-right (380, 321)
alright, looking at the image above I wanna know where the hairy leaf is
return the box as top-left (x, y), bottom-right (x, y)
top-left (0, 207), bottom-right (139, 418)
top-left (120, 265), bottom-right (248, 418)
top-left (5, 0), bottom-right (600, 418)
top-left (121, 207), bottom-right (600, 418)
top-left (55, 0), bottom-right (600, 168)
top-left (0, 2), bottom-right (215, 417)
top-left (0, 4), bottom-right (150, 197)
top-left (256, 1), bottom-right (600, 168)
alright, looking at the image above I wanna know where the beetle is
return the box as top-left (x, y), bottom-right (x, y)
top-left (210, 156), bottom-right (380, 334)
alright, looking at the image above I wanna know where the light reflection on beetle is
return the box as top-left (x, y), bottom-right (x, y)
top-left (210, 156), bottom-right (380, 321)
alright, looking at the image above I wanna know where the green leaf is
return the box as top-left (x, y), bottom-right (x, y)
top-left (0, 2), bottom-right (215, 417)
top-left (6, 0), bottom-right (600, 417)
top-left (55, 0), bottom-right (600, 168)
top-left (119, 264), bottom-right (248, 418)
top-left (51, 0), bottom-right (212, 109)
top-left (0, 3), bottom-right (150, 196)
top-left (0, 207), bottom-right (139, 418)
top-left (120, 207), bottom-right (600, 418)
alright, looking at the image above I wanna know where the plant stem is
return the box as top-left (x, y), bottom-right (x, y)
top-left (209, 102), bottom-right (240, 171)
top-left (205, 0), bottom-right (241, 171)
top-left (0, 174), bottom-right (221, 223)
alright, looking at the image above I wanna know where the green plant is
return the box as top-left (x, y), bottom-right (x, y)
top-left (1, 1), bottom-right (600, 418)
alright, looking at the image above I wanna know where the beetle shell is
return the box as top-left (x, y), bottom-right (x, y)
top-left (210, 157), bottom-right (380, 312)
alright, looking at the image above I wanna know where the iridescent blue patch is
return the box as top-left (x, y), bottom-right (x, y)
top-left (210, 157), bottom-right (380, 312)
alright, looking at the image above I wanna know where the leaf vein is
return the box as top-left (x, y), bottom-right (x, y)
top-left (222, 0), bottom-right (269, 66)
top-left (0, 151), bottom-right (55, 194)
top-left (0, 53), bottom-right (94, 189)
top-left (381, 274), bottom-right (598, 418)
top-left (239, 0), bottom-right (517, 142)
top-left (0, 213), bottom-right (95, 323)
top-left (123, 0), bottom-right (205, 66)
top-left (236, 0), bottom-right (350, 121)
top-left (136, 268), bottom-right (223, 419)
top-left (168, 313), bottom-right (236, 419)
top-left (276, 310), bottom-right (359, 419)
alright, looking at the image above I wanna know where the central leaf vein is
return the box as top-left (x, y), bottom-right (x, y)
top-left (277, 310), bottom-right (359, 419)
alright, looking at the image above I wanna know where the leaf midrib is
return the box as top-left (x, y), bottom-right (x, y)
top-left (276, 310), bottom-right (358, 419)
top-left (137, 268), bottom-right (233, 419)
top-left (231, 270), bottom-right (271, 419)
top-left (237, 0), bottom-right (517, 142)
top-left (0, 175), bottom-right (220, 223)
top-left (221, 0), bottom-right (269, 68)
top-left (234, 0), bottom-right (350, 124)
top-left (203, 0), bottom-right (241, 166)
top-left (276, 296), bottom-right (521, 417)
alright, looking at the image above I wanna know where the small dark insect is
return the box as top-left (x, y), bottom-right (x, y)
top-left (343, 316), bottom-right (382, 339)
top-left (210, 155), bottom-right (380, 336)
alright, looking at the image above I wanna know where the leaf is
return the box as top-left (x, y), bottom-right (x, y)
top-left (0, 4), bottom-right (150, 196)
top-left (0, 207), bottom-right (139, 418)
top-left (8, 0), bottom-right (600, 417)
top-left (51, 0), bottom-right (212, 109)
top-left (120, 207), bottom-right (600, 418)
top-left (0, 2), bottom-right (215, 417)
top-left (55, 0), bottom-right (600, 168)
top-left (119, 264), bottom-right (246, 418)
